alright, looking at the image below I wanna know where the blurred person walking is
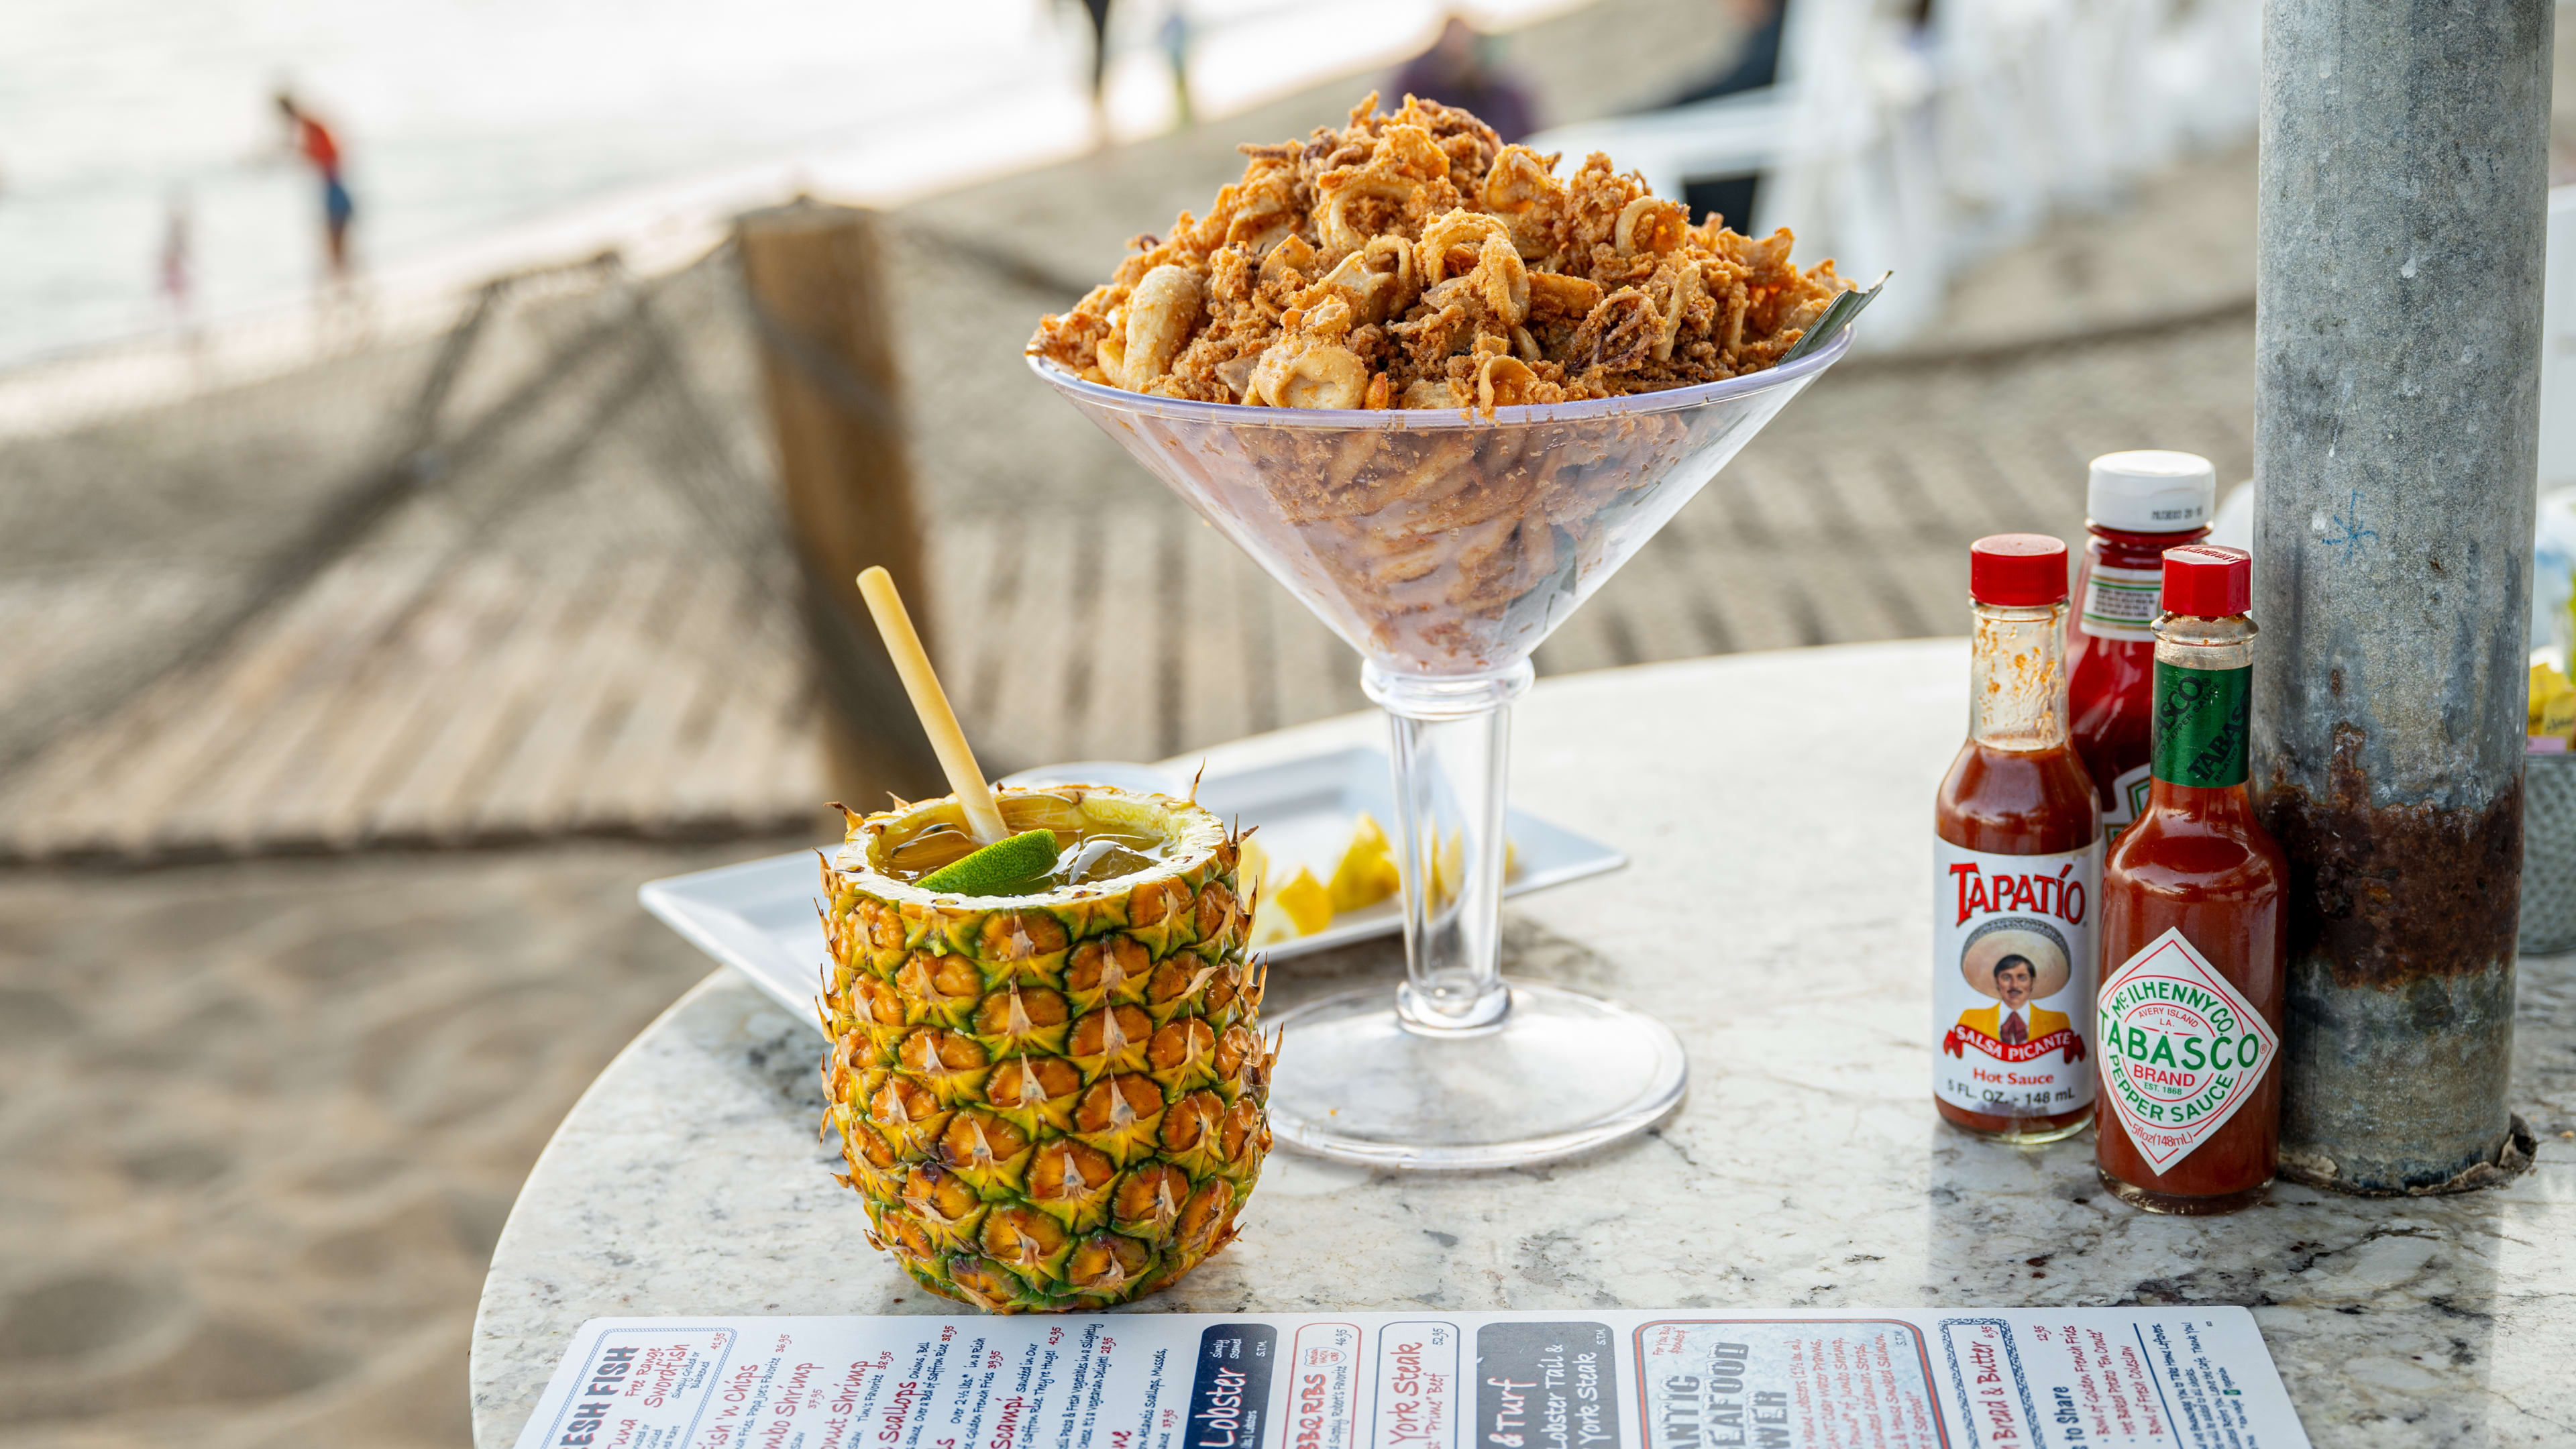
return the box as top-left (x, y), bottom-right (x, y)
top-left (1159, 4), bottom-right (1193, 127)
top-left (275, 91), bottom-right (355, 280)
top-left (158, 190), bottom-right (197, 331)
top-left (1080, 0), bottom-right (1116, 144)
top-left (158, 190), bottom-right (211, 362)
top-left (1391, 16), bottom-right (1536, 142)
top-left (158, 193), bottom-right (192, 313)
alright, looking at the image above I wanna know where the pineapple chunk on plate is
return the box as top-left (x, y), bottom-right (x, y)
top-left (1326, 813), bottom-right (1402, 913)
top-left (1272, 867), bottom-right (1335, 936)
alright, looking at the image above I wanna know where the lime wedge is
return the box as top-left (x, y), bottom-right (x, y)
top-left (919, 828), bottom-right (1061, 895)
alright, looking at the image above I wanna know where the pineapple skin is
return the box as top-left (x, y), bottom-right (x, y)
top-left (818, 790), bottom-right (1273, 1313)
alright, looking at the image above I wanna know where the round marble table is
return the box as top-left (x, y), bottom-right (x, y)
top-left (471, 641), bottom-right (2574, 1448)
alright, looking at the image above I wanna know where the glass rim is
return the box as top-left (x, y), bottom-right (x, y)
top-left (1022, 326), bottom-right (1854, 431)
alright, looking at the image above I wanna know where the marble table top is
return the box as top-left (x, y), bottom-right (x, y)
top-left (471, 640), bottom-right (2575, 1448)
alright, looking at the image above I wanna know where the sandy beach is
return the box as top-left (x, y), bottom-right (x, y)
top-left (0, 841), bottom-right (791, 1449)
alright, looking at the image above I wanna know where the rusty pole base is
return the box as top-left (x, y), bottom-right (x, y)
top-left (2279, 1114), bottom-right (2536, 1197)
top-left (2265, 749), bottom-right (2528, 1197)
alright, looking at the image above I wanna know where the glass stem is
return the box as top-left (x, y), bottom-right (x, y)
top-left (1362, 661), bottom-right (1532, 1036)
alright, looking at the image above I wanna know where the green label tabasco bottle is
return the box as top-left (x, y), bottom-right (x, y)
top-left (2095, 545), bottom-right (2289, 1214)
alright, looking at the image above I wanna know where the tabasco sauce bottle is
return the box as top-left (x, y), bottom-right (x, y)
top-left (2069, 452), bottom-right (2216, 836)
top-left (1934, 535), bottom-right (2101, 1143)
top-left (2096, 545), bottom-right (2287, 1214)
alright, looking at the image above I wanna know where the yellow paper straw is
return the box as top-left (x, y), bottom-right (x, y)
top-left (855, 566), bottom-right (1008, 845)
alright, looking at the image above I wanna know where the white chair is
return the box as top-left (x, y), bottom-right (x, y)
top-left (1525, 0), bottom-right (2263, 347)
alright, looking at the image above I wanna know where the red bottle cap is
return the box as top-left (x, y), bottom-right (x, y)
top-left (1969, 534), bottom-right (2069, 606)
top-left (2163, 544), bottom-right (2251, 616)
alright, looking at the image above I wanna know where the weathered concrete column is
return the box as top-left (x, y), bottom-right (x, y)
top-left (2253, 0), bottom-right (2551, 1192)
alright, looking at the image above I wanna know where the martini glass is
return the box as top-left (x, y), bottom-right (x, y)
top-left (1030, 332), bottom-right (1854, 1168)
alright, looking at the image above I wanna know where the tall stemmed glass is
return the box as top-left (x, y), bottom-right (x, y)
top-left (1032, 333), bottom-right (1853, 1168)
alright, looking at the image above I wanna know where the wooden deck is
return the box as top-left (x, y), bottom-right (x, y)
top-left (0, 299), bottom-right (2255, 863)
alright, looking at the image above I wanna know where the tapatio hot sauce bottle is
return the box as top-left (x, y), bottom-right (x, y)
top-left (1933, 535), bottom-right (2101, 1143)
top-left (2095, 545), bottom-right (2287, 1214)
top-left (2068, 452), bottom-right (2216, 837)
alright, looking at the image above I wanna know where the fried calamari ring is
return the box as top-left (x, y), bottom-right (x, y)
top-left (1378, 123), bottom-right (1450, 182)
top-left (1475, 354), bottom-right (1540, 411)
top-left (1099, 264), bottom-right (1206, 389)
top-left (1311, 235), bottom-right (1419, 324)
top-left (1246, 335), bottom-right (1369, 409)
top-left (1641, 259), bottom-right (1705, 363)
top-left (1315, 168), bottom-right (1419, 254)
top-left (1527, 271), bottom-right (1603, 319)
top-left (1416, 210), bottom-right (1512, 287)
top-left (1615, 197), bottom-right (1690, 257)
top-left (1223, 167), bottom-right (1300, 254)
top-left (1260, 235), bottom-right (1321, 292)
top-left (1574, 288), bottom-right (1660, 372)
top-left (1287, 297), bottom-right (1356, 341)
top-left (1467, 231), bottom-right (1530, 327)
top-left (1480, 144), bottom-right (1566, 260)
top-left (1307, 124), bottom-right (1448, 253)
top-left (1480, 144), bottom-right (1562, 217)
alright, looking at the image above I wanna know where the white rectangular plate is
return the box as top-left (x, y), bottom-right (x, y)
top-left (638, 747), bottom-right (1623, 1028)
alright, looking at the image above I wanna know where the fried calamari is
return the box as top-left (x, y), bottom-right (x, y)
top-left (1028, 93), bottom-right (1851, 411)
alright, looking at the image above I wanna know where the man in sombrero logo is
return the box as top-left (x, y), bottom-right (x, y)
top-left (1945, 921), bottom-right (2084, 1063)
top-left (1957, 953), bottom-right (2069, 1046)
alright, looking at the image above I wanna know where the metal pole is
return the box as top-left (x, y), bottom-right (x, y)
top-left (2253, 0), bottom-right (2551, 1193)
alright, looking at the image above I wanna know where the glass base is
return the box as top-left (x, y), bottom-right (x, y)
top-left (2097, 1168), bottom-right (2271, 1215)
top-left (1936, 1100), bottom-right (2092, 1145)
top-left (1267, 981), bottom-right (1688, 1170)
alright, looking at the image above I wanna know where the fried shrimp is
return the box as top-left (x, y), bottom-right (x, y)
top-left (1028, 91), bottom-right (1848, 412)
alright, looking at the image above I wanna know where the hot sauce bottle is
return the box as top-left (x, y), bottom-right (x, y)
top-left (2096, 545), bottom-right (2286, 1214)
top-left (2068, 452), bottom-right (2216, 837)
top-left (1934, 535), bottom-right (2101, 1143)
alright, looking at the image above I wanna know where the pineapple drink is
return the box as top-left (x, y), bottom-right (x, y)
top-left (818, 784), bottom-right (1272, 1313)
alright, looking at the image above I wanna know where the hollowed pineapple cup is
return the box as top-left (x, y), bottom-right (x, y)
top-left (818, 785), bottom-right (1271, 1313)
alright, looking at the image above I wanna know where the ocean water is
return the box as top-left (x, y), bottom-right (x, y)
top-left (0, 0), bottom-right (1567, 370)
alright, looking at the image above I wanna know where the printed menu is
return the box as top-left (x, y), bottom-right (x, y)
top-left (511, 1307), bottom-right (2308, 1449)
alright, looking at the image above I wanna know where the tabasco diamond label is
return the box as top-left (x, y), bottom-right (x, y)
top-left (2097, 928), bottom-right (2279, 1169)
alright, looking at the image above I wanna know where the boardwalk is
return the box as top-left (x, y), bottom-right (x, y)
top-left (0, 287), bottom-right (2253, 861)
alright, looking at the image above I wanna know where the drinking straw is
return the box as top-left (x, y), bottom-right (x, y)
top-left (855, 566), bottom-right (1008, 845)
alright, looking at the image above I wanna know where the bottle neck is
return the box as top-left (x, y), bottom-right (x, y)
top-left (2086, 523), bottom-right (2210, 568)
top-left (2149, 612), bottom-right (2256, 790)
top-left (1970, 600), bottom-right (2072, 751)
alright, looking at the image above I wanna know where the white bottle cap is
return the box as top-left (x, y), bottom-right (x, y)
top-left (2088, 451), bottom-right (2217, 533)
